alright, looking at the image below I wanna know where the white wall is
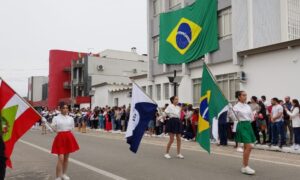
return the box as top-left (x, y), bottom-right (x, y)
top-left (110, 90), bottom-right (131, 107)
top-left (241, 46), bottom-right (300, 101)
top-left (92, 84), bottom-right (131, 108)
top-left (88, 56), bottom-right (148, 86)
top-left (30, 76), bottom-right (48, 102)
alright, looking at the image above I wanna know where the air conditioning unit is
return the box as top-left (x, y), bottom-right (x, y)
top-left (97, 65), bottom-right (104, 71)
top-left (132, 69), bottom-right (137, 73)
top-left (237, 71), bottom-right (246, 82)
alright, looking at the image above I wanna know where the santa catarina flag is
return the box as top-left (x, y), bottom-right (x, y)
top-left (158, 0), bottom-right (218, 64)
top-left (196, 63), bottom-right (228, 153)
top-left (125, 83), bottom-right (157, 153)
top-left (0, 79), bottom-right (41, 168)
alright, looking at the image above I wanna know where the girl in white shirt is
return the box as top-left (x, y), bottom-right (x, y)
top-left (164, 96), bottom-right (184, 159)
top-left (285, 99), bottom-right (300, 150)
top-left (233, 91), bottom-right (256, 175)
top-left (51, 103), bottom-right (79, 180)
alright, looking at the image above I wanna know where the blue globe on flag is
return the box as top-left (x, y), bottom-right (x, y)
top-left (176, 23), bottom-right (192, 49)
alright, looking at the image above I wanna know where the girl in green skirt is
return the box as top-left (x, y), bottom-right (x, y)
top-left (233, 91), bottom-right (256, 175)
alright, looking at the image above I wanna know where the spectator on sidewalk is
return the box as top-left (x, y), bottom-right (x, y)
top-left (271, 98), bottom-right (286, 148)
top-left (285, 99), bottom-right (300, 150)
top-left (283, 96), bottom-right (293, 145)
top-left (249, 96), bottom-right (261, 144)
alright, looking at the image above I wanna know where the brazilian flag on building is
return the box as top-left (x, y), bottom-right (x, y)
top-left (158, 0), bottom-right (218, 64)
top-left (197, 63), bottom-right (229, 153)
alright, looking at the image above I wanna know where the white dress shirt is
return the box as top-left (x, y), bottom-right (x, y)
top-left (233, 102), bottom-right (254, 122)
top-left (51, 114), bottom-right (75, 132)
top-left (164, 104), bottom-right (181, 118)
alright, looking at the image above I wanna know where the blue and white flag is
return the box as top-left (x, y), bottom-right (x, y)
top-left (125, 83), bottom-right (157, 153)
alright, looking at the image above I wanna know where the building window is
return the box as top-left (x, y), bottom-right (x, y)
top-left (288, 0), bottom-right (300, 40)
top-left (192, 72), bottom-right (239, 106)
top-left (218, 8), bottom-right (232, 40)
top-left (153, 0), bottom-right (160, 17)
top-left (216, 73), bottom-right (239, 102)
top-left (114, 98), bottom-right (119, 107)
top-left (169, 0), bottom-right (181, 10)
top-left (153, 36), bottom-right (159, 59)
top-left (148, 85), bottom-right (153, 98)
top-left (156, 84), bottom-right (161, 100)
top-left (164, 83), bottom-right (169, 100)
top-left (193, 79), bottom-right (201, 106)
top-left (142, 86), bottom-right (146, 92)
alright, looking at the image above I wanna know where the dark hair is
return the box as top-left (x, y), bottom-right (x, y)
top-left (170, 96), bottom-right (177, 104)
top-left (261, 95), bottom-right (266, 101)
top-left (235, 90), bottom-right (245, 99)
top-left (272, 97), bottom-right (280, 103)
top-left (59, 102), bottom-right (69, 110)
top-left (251, 96), bottom-right (258, 103)
top-left (292, 99), bottom-right (300, 109)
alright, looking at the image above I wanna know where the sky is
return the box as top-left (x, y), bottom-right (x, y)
top-left (0, 0), bottom-right (147, 97)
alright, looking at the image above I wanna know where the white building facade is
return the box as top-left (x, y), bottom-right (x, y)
top-left (27, 76), bottom-right (48, 105)
top-left (137, 0), bottom-right (300, 108)
top-left (88, 49), bottom-right (148, 108)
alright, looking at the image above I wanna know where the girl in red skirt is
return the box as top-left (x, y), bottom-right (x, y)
top-left (51, 103), bottom-right (79, 180)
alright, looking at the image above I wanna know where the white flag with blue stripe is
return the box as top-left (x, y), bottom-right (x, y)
top-left (125, 83), bottom-right (157, 153)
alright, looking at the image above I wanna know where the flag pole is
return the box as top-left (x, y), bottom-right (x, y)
top-left (201, 61), bottom-right (241, 121)
top-left (202, 61), bottom-right (229, 103)
top-left (130, 80), bottom-right (167, 115)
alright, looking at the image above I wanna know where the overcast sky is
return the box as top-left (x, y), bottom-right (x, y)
top-left (0, 0), bottom-right (147, 97)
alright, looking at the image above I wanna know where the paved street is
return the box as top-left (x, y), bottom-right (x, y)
top-left (6, 129), bottom-right (300, 180)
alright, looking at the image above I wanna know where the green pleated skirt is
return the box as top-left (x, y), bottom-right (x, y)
top-left (235, 121), bottom-right (256, 144)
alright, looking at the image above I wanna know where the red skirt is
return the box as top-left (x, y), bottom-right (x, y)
top-left (51, 131), bottom-right (80, 154)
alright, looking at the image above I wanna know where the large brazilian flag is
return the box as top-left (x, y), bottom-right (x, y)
top-left (158, 0), bottom-right (218, 64)
top-left (196, 63), bottom-right (229, 153)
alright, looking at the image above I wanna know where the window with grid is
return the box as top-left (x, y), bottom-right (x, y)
top-left (148, 85), bottom-right (153, 98)
top-left (218, 8), bottom-right (232, 40)
top-left (192, 72), bottom-right (239, 106)
top-left (156, 84), bottom-right (161, 100)
top-left (164, 83), bottom-right (169, 100)
top-left (288, 0), bottom-right (300, 40)
top-left (193, 79), bottom-right (202, 106)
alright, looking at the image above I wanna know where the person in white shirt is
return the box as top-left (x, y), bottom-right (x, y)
top-left (232, 91), bottom-right (256, 175)
top-left (51, 103), bottom-right (80, 180)
top-left (270, 98), bottom-right (286, 148)
top-left (164, 96), bottom-right (184, 159)
top-left (285, 99), bottom-right (300, 150)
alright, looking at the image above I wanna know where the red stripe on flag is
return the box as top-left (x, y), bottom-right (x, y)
top-left (4, 107), bottom-right (41, 168)
top-left (0, 81), bottom-right (15, 109)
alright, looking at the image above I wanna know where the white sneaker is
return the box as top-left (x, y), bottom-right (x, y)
top-left (236, 147), bottom-right (244, 153)
top-left (295, 144), bottom-right (300, 150)
top-left (55, 177), bottom-right (62, 180)
top-left (241, 166), bottom-right (255, 175)
top-left (176, 154), bottom-right (184, 159)
top-left (164, 154), bottom-right (171, 159)
top-left (62, 174), bottom-right (70, 180)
